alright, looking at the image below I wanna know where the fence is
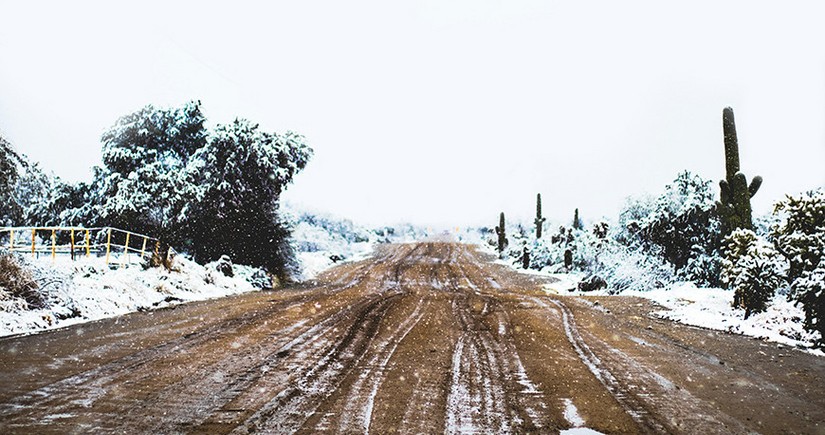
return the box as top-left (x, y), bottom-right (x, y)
top-left (0, 226), bottom-right (163, 267)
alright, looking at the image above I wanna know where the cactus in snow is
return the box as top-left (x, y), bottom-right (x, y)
top-left (522, 245), bottom-right (530, 269)
top-left (495, 212), bottom-right (508, 257)
top-left (717, 107), bottom-right (762, 235)
top-left (534, 193), bottom-right (546, 239)
top-left (573, 208), bottom-right (583, 230)
top-left (564, 249), bottom-right (573, 270)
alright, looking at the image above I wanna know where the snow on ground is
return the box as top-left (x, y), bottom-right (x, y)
top-left (0, 254), bottom-right (268, 338)
top-left (482, 247), bottom-right (824, 356)
top-left (621, 284), bottom-right (823, 355)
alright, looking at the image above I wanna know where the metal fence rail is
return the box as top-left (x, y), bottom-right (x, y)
top-left (0, 226), bottom-right (162, 267)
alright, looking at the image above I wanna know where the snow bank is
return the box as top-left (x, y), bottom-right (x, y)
top-left (622, 284), bottom-right (823, 355)
top-left (495, 261), bottom-right (823, 355)
top-left (0, 254), bottom-right (268, 337)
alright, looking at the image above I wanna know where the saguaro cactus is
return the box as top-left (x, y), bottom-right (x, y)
top-left (573, 208), bottom-right (582, 230)
top-left (534, 193), bottom-right (546, 239)
top-left (495, 212), bottom-right (508, 257)
top-left (717, 107), bottom-right (762, 235)
top-left (522, 245), bottom-right (530, 269)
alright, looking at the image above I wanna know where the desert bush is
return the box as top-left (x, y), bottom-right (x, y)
top-left (0, 254), bottom-right (46, 309)
top-left (721, 229), bottom-right (785, 319)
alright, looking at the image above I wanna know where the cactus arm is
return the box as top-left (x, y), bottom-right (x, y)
top-left (749, 175), bottom-right (762, 197)
top-left (719, 179), bottom-right (731, 204)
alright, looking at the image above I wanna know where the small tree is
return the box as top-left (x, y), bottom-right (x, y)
top-left (721, 229), bottom-right (784, 319)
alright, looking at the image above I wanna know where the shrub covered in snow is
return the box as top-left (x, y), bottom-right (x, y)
top-left (620, 171), bottom-right (722, 287)
top-left (0, 254), bottom-right (44, 309)
top-left (773, 189), bottom-right (825, 346)
top-left (721, 229), bottom-right (786, 319)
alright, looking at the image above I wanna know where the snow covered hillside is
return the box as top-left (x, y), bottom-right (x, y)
top-left (0, 254), bottom-right (270, 337)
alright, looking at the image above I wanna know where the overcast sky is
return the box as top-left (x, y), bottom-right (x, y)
top-left (1, 1), bottom-right (823, 228)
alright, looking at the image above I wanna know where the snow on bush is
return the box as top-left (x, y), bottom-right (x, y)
top-left (721, 229), bottom-right (786, 319)
top-left (773, 189), bottom-right (825, 346)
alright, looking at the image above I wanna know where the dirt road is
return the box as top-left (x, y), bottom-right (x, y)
top-left (1, 242), bottom-right (824, 434)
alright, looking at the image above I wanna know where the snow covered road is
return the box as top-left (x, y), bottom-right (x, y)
top-left (1, 242), bottom-right (824, 434)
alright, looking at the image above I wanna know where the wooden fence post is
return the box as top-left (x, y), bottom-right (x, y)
top-left (140, 236), bottom-right (148, 259)
top-left (31, 229), bottom-right (36, 258)
top-left (8, 229), bottom-right (13, 252)
top-left (51, 229), bottom-right (56, 262)
top-left (105, 228), bottom-right (112, 265)
top-left (70, 229), bottom-right (75, 261)
top-left (85, 229), bottom-right (91, 257)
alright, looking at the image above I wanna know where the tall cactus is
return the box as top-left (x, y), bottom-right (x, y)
top-left (534, 193), bottom-right (546, 239)
top-left (495, 212), bottom-right (508, 257)
top-left (573, 208), bottom-right (582, 230)
top-left (717, 107), bottom-right (762, 235)
top-left (522, 245), bottom-right (530, 269)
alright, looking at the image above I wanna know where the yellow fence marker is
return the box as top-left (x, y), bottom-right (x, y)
top-left (105, 228), bottom-right (112, 265)
top-left (51, 229), bottom-right (56, 262)
top-left (9, 229), bottom-right (13, 251)
top-left (31, 229), bottom-right (36, 258)
top-left (85, 229), bottom-right (91, 257)
top-left (140, 236), bottom-right (148, 259)
top-left (70, 229), bottom-right (75, 261)
top-left (121, 232), bottom-right (130, 268)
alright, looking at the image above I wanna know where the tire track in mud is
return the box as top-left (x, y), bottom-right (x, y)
top-left (0, 290), bottom-right (321, 426)
top-left (219, 243), bottom-right (429, 433)
top-left (534, 297), bottom-right (669, 433)
top-left (228, 293), bottom-right (401, 434)
top-left (175, 245), bottom-right (429, 432)
top-left (311, 294), bottom-right (430, 433)
top-left (443, 260), bottom-right (550, 434)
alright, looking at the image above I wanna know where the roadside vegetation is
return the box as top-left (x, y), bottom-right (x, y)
top-left (488, 108), bottom-right (824, 348)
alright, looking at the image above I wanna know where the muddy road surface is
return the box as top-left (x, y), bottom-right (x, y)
top-left (1, 242), bottom-right (824, 434)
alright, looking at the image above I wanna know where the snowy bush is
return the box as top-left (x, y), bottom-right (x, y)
top-left (773, 189), bottom-right (825, 346)
top-left (0, 254), bottom-right (44, 309)
top-left (721, 229), bottom-right (786, 319)
top-left (791, 266), bottom-right (825, 347)
top-left (619, 171), bottom-right (722, 287)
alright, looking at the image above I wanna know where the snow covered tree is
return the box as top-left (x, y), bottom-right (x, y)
top-left (621, 171), bottom-right (723, 286)
top-left (184, 119), bottom-right (312, 278)
top-left (721, 229), bottom-right (785, 319)
top-left (0, 136), bottom-right (22, 225)
top-left (92, 100), bottom-right (207, 241)
top-left (773, 189), bottom-right (825, 345)
top-left (49, 101), bottom-right (313, 279)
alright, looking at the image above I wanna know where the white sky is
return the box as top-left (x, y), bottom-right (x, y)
top-left (1, 1), bottom-right (824, 228)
